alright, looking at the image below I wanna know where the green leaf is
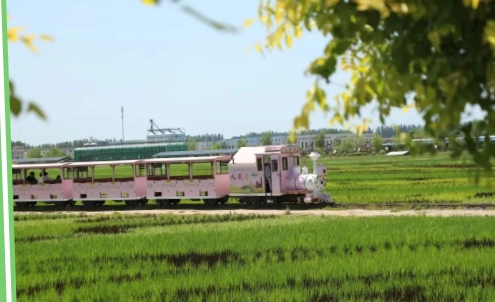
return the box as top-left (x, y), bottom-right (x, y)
top-left (10, 95), bottom-right (21, 116)
top-left (27, 102), bottom-right (47, 120)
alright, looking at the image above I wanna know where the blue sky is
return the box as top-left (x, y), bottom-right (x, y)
top-left (6, 0), bottom-right (480, 146)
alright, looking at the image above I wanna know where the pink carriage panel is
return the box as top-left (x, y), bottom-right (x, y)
top-left (73, 180), bottom-right (137, 200)
top-left (13, 183), bottom-right (66, 201)
top-left (62, 179), bottom-right (74, 199)
top-left (146, 178), bottom-right (219, 199)
top-left (214, 174), bottom-right (229, 197)
top-left (134, 176), bottom-right (147, 198)
top-left (280, 169), bottom-right (295, 191)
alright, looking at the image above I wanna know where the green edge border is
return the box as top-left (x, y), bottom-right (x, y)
top-left (0, 0), bottom-right (17, 300)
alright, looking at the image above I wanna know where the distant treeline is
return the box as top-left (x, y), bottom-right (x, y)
top-left (12, 121), bottom-right (482, 150)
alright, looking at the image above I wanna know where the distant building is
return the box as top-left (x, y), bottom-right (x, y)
top-left (12, 146), bottom-right (25, 160)
top-left (203, 132), bottom-right (376, 152)
top-left (73, 142), bottom-right (188, 162)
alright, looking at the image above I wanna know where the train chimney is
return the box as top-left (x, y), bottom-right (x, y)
top-left (308, 151), bottom-right (320, 175)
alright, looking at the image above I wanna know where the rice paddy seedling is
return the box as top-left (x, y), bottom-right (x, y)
top-left (13, 214), bottom-right (495, 301)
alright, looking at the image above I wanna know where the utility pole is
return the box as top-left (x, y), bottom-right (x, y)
top-left (121, 106), bottom-right (125, 143)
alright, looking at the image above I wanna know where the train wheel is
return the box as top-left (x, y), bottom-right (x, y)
top-left (139, 199), bottom-right (148, 206)
top-left (217, 197), bottom-right (228, 205)
top-left (246, 197), bottom-right (262, 205)
top-left (96, 201), bottom-right (105, 206)
top-left (172, 200), bottom-right (180, 205)
top-left (28, 202), bottom-right (37, 207)
top-left (125, 200), bottom-right (137, 207)
top-left (82, 201), bottom-right (95, 208)
top-left (15, 202), bottom-right (28, 208)
top-left (202, 199), bottom-right (216, 205)
top-left (160, 199), bottom-right (172, 206)
top-left (55, 201), bottom-right (67, 209)
top-left (65, 200), bottom-right (76, 207)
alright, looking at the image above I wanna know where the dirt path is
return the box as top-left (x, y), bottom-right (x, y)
top-left (14, 208), bottom-right (495, 217)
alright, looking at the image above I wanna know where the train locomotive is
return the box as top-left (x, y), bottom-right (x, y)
top-left (11, 144), bottom-right (334, 208)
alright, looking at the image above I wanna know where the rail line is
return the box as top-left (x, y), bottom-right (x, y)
top-left (11, 202), bottom-right (495, 214)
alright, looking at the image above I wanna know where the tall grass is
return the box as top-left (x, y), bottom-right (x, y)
top-left (14, 214), bottom-right (495, 301)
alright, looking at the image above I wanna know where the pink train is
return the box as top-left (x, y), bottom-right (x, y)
top-left (11, 145), bottom-right (333, 208)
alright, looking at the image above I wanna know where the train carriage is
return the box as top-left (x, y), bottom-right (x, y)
top-left (11, 144), bottom-right (334, 209)
top-left (12, 162), bottom-right (73, 207)
top-left (228, 145), bottom-right (332, 204)
top-left (66, 160), bottom-right (147, 207)
top-left (138, 155), bottom-right (231, 205)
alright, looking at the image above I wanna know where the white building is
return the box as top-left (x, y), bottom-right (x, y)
top-left (200, 132), bottom-right (376, 152)
top-left (12, 146), bottom-right (25, 160)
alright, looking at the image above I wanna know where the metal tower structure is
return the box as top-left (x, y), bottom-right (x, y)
top-left (147, 119), bottom-right (186, 142)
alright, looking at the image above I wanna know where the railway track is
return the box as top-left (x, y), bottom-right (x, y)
top-left (11, 202), bottom-right (495, 213)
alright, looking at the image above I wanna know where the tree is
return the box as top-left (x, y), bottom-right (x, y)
top-left (350, 136), bottom-right (366, 150)
top-left (343, 138), bottom-right (354, 153)
top-left (26, 148), bottom-right (42, 158)
top-left (409, 129), bottom-right (428, 140)
top-left (314, 131), bottom-right (326, 151)
top-left (261, 132), bottom-right (272, 145)
top-left (237, 138), bottom-right (248, 148)
top-left (43, 147), bottom-right (66, 158)
top-left (371, 133), bottom-right (383, 153)
top-left (332, 138), bottom-right (342, 153)
top-left (250, 0), bottom-right (495, 177)
top-left (187, 137), bottom-right (197, 151)
top-left (211, 142), bottom-right (222, 150)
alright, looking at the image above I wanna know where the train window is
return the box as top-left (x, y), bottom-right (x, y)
top-left (293, 156), bottom-right (300, 166)
top-left (12, 169), bottom-right (22, 180)
top-left (147, 163), bottom-right (166, 178)
top-left (113, 164), bottom-right (134, 181)
top-left (192, 162), bottom-right (212, 178)
top-left (282, 157), bottom-right (288, 170)
top-left (256, 158), bottom-right (263, 171)
top-left (169, 163), bottom-right (190, 179)
top-left (74, 166), bottom-right (89, 177)
top-left (216, 161), bottom-right (229, 175)
top-left (64, 168), bottom-right (72, 179)
top-left (72, 166), bottom-right (92, 183)
top-left (272, 159), bottom-right (278, 172)
top-left (135, 164), bottom-right (146, 177)
top-left (92, 166), bottom-right (108, 182)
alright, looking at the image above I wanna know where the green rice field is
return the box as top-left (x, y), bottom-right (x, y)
top-left (14, 213), bottom-right (495, 301)
top-left (12, 152), bottom-right (495, 301)
top-left (14, 152), bottom-right (495, 206)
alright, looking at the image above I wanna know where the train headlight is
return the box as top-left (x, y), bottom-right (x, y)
top-left (315, 176), bottom-right (326, 191)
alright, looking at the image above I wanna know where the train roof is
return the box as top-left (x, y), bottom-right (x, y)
top-left (230, 145), bottom-right (302, 164)
top-left (12, 162), bottom-right (70, 170)
top-left (141, 155), bottom-right (231, 164)
top-left (73, 142), bottom-right (186, 151)
top-left (229, 146), bottom-right (267, 164)
top-left (68, 160), bottom-right (142, 167)
top-left (12, 157), bottom-right (69, 165)
top-left (153, 149), bottom-right (237, 158)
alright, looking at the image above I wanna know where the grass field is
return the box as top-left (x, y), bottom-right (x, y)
top-left (14, 213), bottom-right (495, 301)
top-left (13, 153), bottom-right (495, 301)
top-left (15, 152), bottom-right (495, 205)
top-left (318, 153), bottom-right (495, 204)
